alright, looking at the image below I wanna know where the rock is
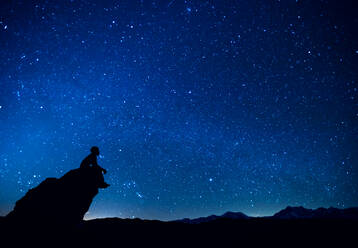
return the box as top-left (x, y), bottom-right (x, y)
top-left (6, 167), bottom-right (105, 227)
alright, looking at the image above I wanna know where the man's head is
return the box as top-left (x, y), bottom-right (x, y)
top-left (90, 146), bottom-right (100, 156)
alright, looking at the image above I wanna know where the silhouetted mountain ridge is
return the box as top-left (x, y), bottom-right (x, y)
top-left (174, 206), bottom-right (358, 223)
top-left (272, 206), bottom-right (358, 220)
top-left (177, 211), bottom-right (249, 224)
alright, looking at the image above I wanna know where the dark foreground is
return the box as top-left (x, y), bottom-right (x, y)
top-left (1, 217), bottom-right (356, 247)
top-left (3, 167), bottom-right (356, 247)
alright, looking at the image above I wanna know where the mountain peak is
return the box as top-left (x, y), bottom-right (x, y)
top-left (222, 211), bottom-right (249, 219)
top-left (177, 211), bottom-right (249, 224)
top-left (273, 206), bottom-right (358, 220)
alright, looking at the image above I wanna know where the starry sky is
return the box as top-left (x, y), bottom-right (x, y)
top-left (0, 0), bottom-right (357, 221)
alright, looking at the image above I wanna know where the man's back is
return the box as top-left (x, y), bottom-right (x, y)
top-left (80, 153), bottom-right (97, 169)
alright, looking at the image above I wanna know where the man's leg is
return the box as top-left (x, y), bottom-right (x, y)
top-left (94, 166), bottom-right (110, 188)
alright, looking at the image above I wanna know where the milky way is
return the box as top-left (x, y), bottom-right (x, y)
top-left (0, 0), bottom-right (357, 220)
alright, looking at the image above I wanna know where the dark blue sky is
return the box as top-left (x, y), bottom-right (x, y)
top-left (0, 0), bottom-right (357, 220)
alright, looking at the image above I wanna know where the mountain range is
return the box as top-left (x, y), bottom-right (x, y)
top-left (175, 206), bottom-right (358, 223)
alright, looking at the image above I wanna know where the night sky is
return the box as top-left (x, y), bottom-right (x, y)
top-left (0, 0), bottom-right (357, 221)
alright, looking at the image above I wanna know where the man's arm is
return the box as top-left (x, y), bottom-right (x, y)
top-left (92, 155), bottom-right (107, 174)
top-left (99, 165), bottom-right (107, 174)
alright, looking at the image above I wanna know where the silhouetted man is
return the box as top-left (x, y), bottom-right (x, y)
top-left (80, 146), bottom-right (109, 188)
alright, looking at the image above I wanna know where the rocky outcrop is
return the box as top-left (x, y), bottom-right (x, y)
top-left (6, 167), bottom-right (105, 227)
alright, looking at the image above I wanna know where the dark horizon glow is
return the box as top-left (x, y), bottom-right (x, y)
top-left (0, 0), bottom-right (357, 221)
